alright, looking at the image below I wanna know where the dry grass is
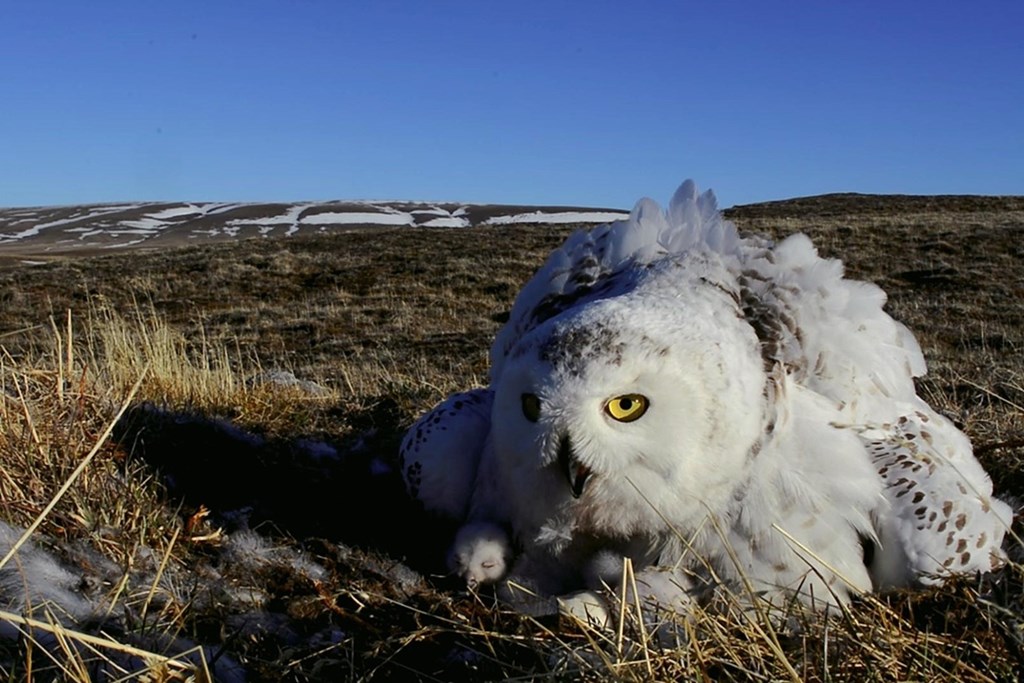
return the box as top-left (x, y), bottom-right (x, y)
top-left (0, 195), bottom-right (1022, 680)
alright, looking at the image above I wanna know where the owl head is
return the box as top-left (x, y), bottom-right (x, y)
top-left (490, 266), bottom-right (770, 549)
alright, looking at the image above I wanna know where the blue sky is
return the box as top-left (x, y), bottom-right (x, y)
top-left (3, 1), bottom-right (1022, 209)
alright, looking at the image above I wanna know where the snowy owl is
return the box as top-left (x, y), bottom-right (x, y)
top-left (399, 180), bottom-right (1012, 613)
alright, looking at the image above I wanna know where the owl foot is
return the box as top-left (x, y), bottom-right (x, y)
top-left (557, 590), bottom-right (612, 628)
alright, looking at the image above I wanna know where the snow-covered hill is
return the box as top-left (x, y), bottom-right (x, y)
top-left (0, 200), bottom-right (628, 261)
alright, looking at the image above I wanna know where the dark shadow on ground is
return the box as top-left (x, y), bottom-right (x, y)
top-left (112, 401), bottom-right (457, 576)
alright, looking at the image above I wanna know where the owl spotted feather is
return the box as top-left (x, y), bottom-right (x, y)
top-left (399, 180), bottom-right (1011, 613)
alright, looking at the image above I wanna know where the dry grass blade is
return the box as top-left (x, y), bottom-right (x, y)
top-left (0, 366), bottom-right (148, 573)
top-left (624, 558), bottom-right (653, 678)
top-left (0, 325), bottom-right (45, 341)
top-left (957, 374), bottom-right (1024, 413)
top-left (139, 525), bottom-right (180, 625)
top-left (0, 609), bottom-right (197, 677)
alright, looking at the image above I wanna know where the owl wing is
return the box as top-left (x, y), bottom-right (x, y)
top-left (399, 388), bottom-right (493, 520)
top-left (490, 180), bottom-right (741, 379)
top-left (862, 411), bottom-right (1013, 587)
top-left (738, 232), bottom-right (928, 421)
top-left (736, 214), bottom-right (1012, 585)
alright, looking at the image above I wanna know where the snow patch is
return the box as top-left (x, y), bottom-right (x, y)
top-left (204, 203), bottom-right (248, 216)
top-left (145, 205), bottom-right (202, 220)
top-left (484, 211), bottom-right (629, 225)
top-left (422, 217), bottom-right (471, 228)
top-left (300, 212), bottom-right (412, 226)
top-left (119, 219), bottom-right (167, 231)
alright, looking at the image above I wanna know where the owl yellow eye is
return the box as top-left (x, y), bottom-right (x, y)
top-left (521, 393), bottom-right (541, 422)
top-left (605, 394), bottom-right (649, 422)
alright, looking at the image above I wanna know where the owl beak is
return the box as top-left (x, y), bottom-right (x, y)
top-left (558, 435), bottom-right (591, 498)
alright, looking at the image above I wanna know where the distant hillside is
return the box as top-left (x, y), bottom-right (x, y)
top-left (2, 192), bottom-right (1022, 266)
top-left (0, 200), bottom-right (628, 262)
top-left (724, 192), bottom-right (1024, 219)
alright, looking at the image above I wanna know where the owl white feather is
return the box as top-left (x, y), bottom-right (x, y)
top-left (400, 180), bottom-right (1012, 612)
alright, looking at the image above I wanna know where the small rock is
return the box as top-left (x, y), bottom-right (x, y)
top-left (248, 370), bottom-right (331, 396)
